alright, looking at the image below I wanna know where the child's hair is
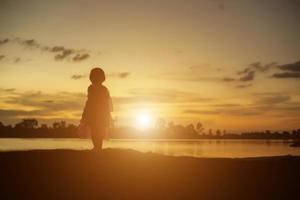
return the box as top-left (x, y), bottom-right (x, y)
top-left (90, 67), bottom-right (105, 84)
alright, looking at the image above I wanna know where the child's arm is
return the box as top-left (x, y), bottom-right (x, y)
top-left (81, 86), bottom-right (92, 121)
top-left (109, 95), bottom-right (113, 112)
top-left (107, 88), bottom-right (113, 112)
top-left (107, 89), bottom-right (113, 128)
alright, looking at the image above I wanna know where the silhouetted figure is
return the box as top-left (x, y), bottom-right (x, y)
top-left (81, 68), bottom-right (113, 151)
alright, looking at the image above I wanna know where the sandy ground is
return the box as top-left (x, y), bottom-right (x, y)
top-left (0, 149), bottom-right (300, 200)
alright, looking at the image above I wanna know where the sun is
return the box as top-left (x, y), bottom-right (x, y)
top-left (136, 112), bottom-right (153, 130)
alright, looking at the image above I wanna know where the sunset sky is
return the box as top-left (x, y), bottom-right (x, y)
top-left (0, 0), bottom-right (300, 131)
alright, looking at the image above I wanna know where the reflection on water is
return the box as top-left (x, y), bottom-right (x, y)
top-left (0, 138), bottom-right (299, 158)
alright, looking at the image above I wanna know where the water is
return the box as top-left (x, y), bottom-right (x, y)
top-left (0, 138), bottom-right (299, 158)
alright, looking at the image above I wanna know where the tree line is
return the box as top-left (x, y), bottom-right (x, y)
top-left (0, 118), bottom-right (300, 139)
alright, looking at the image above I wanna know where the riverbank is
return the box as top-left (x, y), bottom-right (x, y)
top-left (1, 149), bottom-right (299, 200)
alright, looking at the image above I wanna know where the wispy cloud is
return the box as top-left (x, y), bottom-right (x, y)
top-left (235, 84), bottom-right (252, 89)
top-left (221, 60), bottom-right (300, 88)
top-left (0, 38), bottom-right (10, 45)
top-left (127, 88), bottom-right (214, 104)
top-left (255, 94), bottom-right (291, 105)
top-left (222, 77), bottom-right (235, 82)
top-left (239, 71), bottom-right (255, 82)
top-left (272, 61), bottom-right (300, 79)
top-left (182, 92), bottom-right (299, 118)
top-left (0, 37), bottom-right (91, 62)
top-left (277, 61), bottom-right (300, 71)
top-left (71, 74), bottom-right (86, 80)
top-left (107, 72), bottom-right (131, 79)
top-left (0, 55), bottom-right (5, 60)
top-left (272, 72), bottom-right (300, 79)
top-left (71, 72), bottom-right (131, 80)
top-left (72, 53), bottom-right (90, 62)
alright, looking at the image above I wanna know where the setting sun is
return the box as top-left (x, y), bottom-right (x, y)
top-left (136, 112), bottom-right (153, 130)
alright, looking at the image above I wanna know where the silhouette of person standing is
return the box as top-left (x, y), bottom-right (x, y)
top-left (81, 68), bottom-right (113, 150)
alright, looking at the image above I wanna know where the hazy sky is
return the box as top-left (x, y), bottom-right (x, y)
top-left (0, 0), bottom-right (300, 131)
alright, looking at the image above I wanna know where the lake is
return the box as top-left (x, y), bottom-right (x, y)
top-left (0, 138), bottom-right (299, 158)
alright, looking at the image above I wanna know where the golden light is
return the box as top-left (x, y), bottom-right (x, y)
top-left (135, 111), bottom-right (153, 130)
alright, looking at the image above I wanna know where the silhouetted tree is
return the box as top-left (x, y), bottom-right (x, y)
top-left (186, 124), bottom-right (197, 137)
top-left (15, 118), bottom-right (38, 129)
top-left (216, 129), bottom-right (221, 137)
top-left (208, 129), bottom-right (213, 136)
top-left (40, 124), bottom-right (48, 129)
top-left (52, 122), bottom-right (60, 129)
top-left (0, 119), bottom-right (299, 139)
top-left (52, 121), bottom-right (66, 129)
top-left (196, 122), bottom-right (204, 134)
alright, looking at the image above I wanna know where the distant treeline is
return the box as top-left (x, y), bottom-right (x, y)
top-left (0, 118), bottom-right (300, 139)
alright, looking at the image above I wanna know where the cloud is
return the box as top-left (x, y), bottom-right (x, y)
top-left (209, 0), bottom-right (226, 11)
top-left (118, 72), bottom-right (130, 78)
top-left (51, 46), bottom-right (66, 52)
top-left (3, 91), bottom-right (85, 112)
top-left (0, 88), bottom-right (18, 95)
top-left (155, 72), bottom-right (219, 82)
top-left (270, 60), bottom-right (300, 79)
top-left (154, 64), bottom-right (223, 82)
top-left (107, 72), bottom-right (131, 79)
top-left (183, 107), bottom-right (262, 116)
top-left (183, 102), bottom-right (297, 117)
top-left (237, 62), bottom-right (277, 75)
top-left (0, 109), bottom-right (45, 118)
top-left (277, 60), bottom-right (300, 72)
top-left (222, 77), bottom-right (235, 82)
top-left (236, 84), bottom-right (252, 89)
top-left (0, 89), bottom-right (90, 124)
top-left (182, 93), bottom-right (297, 118)
top-left (183, 109), bottom-right (221, 115)
top-left (239, 71), bottom-right (255, 82)
top-left (189, 64), bottom-right (211, 70)
top-left (127, 88), bottom-right (213, 104)
top-left (213, 103), bottom-right (241, 108)
top-left (21, 39), bottom-right (40, 48)
top-left (71, 74), bottom-right (86, 80)
top-left (14, 57), bottom-right (21, 63)
top-left (218, 3), bottom-right (225, 11)
top-left (255, 94), bottom-right (291, 105)
top-left (0, 55), bottom-right (21, 63)
top-left (220, 61), bottom-right (286, 88)
top-left (54, 49), bottom-right (74, 61)
top-left (231, 61), bottom-right (278, 85)
top-left (1, 37), bottom-right (91, 62)
top-left (0, 38), bottom-right (10, 45)
top-left (111, 88), bottom-right (214, 106)
top-left (234, 60), bottom-right (300, 81)
top-left (72, 53), bottom-right (90, 62)
top-left (250, 62), bottom-right (277, 73)
top-left (272, 72), bottom-right (300, 79)
top-left (4, 88), bottom-right (16, 92)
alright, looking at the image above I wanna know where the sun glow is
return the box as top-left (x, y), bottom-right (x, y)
top-left (135, 111), bottom-right (153, 130)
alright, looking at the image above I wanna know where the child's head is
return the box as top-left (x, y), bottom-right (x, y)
top-left (89, 67), bottom-right (105, 84)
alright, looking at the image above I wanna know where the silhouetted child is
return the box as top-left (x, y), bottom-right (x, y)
top-left (81, 68), bottom-right (113, 151)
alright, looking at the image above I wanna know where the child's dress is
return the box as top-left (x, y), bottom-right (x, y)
top-left (82, 84), bottom-right (112, 137)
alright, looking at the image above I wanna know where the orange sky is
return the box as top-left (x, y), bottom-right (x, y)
top-left (0, 0), bottom-right (300, 131)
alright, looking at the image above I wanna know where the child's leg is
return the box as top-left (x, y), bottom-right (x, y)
top-left (91, 126), bottom-right (103, 150)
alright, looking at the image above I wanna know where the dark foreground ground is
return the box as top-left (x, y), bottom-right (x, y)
top-left (0, 149), bottom-right (300, 200)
